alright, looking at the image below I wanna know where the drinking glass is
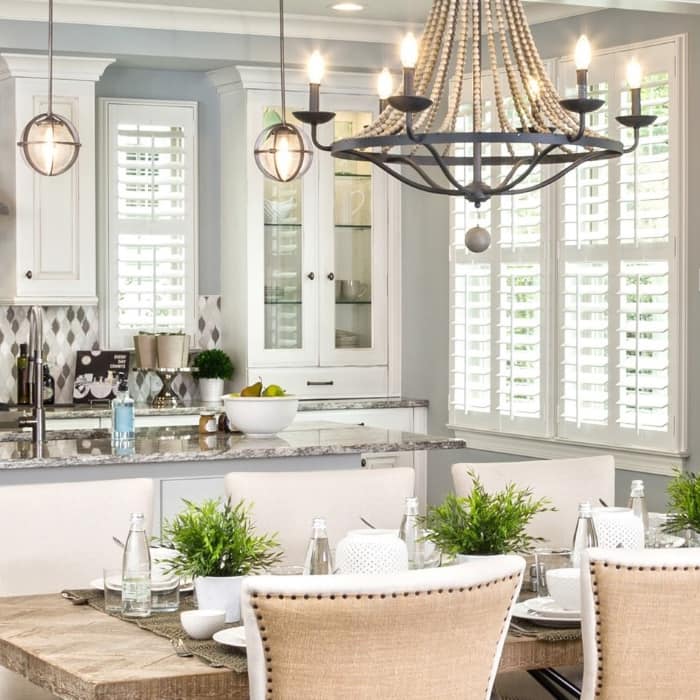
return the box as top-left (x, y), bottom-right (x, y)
top-left (151, 575), bottom-right (180, 612)
top-left (103, 568), bottom-right (122, 613)
top-left (533, 548), bottom-right (572, 597)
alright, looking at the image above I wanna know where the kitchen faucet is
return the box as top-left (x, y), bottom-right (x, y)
top-left (18, 305), bottom-right (46, 445)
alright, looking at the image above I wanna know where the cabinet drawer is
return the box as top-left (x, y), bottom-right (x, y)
top-left (248, 366), bottom-right (388, 399)
top-left (294, 407), bottom-right (413, 431)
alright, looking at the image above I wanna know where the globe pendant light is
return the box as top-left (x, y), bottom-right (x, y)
top-left (17, 0), bottom-right (81, 176)
top-left (253, 0), bottom-right (312, 182)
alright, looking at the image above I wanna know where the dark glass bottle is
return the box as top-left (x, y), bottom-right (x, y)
top-left (16, 343), bottom-right (30, 405)
top-left (42, 365), bottom-right (55, 405)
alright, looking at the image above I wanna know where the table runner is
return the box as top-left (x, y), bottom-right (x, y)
top-left (61, 589), bottom-right (248, 673)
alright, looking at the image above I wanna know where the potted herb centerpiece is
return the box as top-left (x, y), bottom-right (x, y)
top-left (162, 498), bottom-right (281, 622)
top-left (193, 349), bottom-right (234, 402)
top-left (664, 468), bottom-right (700, 545)
top-left (421, 469), bottom-right (553, 560)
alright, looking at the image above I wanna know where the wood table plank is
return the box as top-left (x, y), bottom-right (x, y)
top-left (0, 594), bottom-right (582, 699)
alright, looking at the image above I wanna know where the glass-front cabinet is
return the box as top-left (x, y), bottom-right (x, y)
top-left (218, 68), bottom-right (397, 397)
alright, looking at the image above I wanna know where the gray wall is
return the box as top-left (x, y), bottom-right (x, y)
top-left (402, 8), bottom-right (698, 512)
top-left (95, 67), bottom-right (222, 294)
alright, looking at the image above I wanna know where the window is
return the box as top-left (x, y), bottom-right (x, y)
top-left (449, 36), bottom-right (686, 471)
top-left (100, 99), bottom-right (198, 348)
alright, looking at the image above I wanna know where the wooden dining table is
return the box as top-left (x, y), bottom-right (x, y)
top-left (0, 593), bottom-right (583, 699)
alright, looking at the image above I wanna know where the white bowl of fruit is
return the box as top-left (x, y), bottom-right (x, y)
top-left (222, 380), bottom-right (298, 437)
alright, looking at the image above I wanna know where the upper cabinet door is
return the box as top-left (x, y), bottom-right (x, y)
top-left (318, 106), bottom-right (388, 367)
top-left (247, 97), bottom-right (320, 368)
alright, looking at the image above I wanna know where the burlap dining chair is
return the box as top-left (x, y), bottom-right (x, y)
top-left (581, 547), bottom-right (700, 700)
top-left (241, 556), bottom-right (525, 700)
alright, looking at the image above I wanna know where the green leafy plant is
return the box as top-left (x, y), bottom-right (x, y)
top-left (162, 498), bottom-right (281, 578)
top-left (420, 469), bottom-right (554, 555)
top-left (193, 349), bottom-right (234, 380)
top-left (664, 468), bottom-right (700, 535)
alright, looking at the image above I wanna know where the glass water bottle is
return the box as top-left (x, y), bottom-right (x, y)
top-left (627, 479), bottom-right (649, 533)
top-left (571, 502), bottom-right (598, 567)
top-left (304, 517), bottom-right (333, 575)
top-left (122, 512), bottom-right (151, 617)
top-left (398, 496), bottom-right (424, 569)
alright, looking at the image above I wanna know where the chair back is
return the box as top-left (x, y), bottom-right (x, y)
top-left (0, 478), bottom-right (154, 595)
top-left (224, 468), bottom-right (415, 564)
top-left (451, 456), bottom-right (615, 548)
top-left (242, 556), bottom-right (525, 700)
top-left (581, 548), bottom-right (700, 699)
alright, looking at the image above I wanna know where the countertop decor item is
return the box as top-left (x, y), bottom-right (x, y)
top-left (335, 529), bottom-right (408, 575)
top-left (135, 367), bottom-right (198, 409)
top-left (222, 394), bottom-right (298, 437)
top-left (162, 498), bottom-right (281, 622)
top-left (421, 468), bottom-right (553, 556)
top-left (193, 350), bottom-right (233, 404)
top-left (17, 0), bottom-right (81, 176)
top-left (292, 0), bottom-right (657, 252)
top-left (253, 0), bottom-right (312, 182)
top-left (73, 351), bottom-right (130, 404)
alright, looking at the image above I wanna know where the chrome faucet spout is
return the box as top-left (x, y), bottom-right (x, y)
top-left (18, 305), bottom-right (46, 445)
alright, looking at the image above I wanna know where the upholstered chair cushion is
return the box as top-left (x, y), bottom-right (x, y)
top-left (581, 547), bottom-right (700, 699)
top-left (242, 556), bottom-right (525, 700)
top-left (224, 468), bottom-right (415, 564)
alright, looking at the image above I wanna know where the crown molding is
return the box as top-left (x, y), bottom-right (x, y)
top-left (0, 0), bottom-right (420, 44)
top-left (208, 64), bottom-right (399, 96)
top-left (0, 53), bottom-right (115, 82)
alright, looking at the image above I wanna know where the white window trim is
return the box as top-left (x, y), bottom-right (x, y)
top-left (97, 97), bottom-right (200, 350)
top-left (448, 34), bottom-right (688, 476)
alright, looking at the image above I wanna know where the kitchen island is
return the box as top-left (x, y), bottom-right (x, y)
top-left (0, 421), bottom-right (465, 531)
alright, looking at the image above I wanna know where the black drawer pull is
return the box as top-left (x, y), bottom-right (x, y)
top-left (306, 380), bottom-right (334, 386)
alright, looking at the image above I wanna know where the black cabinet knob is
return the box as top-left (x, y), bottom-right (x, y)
top-left (25, 270), bottom-right (32, 279)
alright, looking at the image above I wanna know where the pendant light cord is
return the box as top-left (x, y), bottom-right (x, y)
top-left (279, 0), bottom-right (287, 124)
top-left (47, 0), bottom-right (53, 115)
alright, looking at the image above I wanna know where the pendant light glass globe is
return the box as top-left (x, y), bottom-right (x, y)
top-left (254, 122), bottom-right (312, 183)
top-left (18, 112), bottom-right (81, 177)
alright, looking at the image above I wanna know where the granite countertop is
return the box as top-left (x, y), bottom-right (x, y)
top-left (15, 397), bottom-right (428, 420)
top-left (0, 421), bottom-right (464, 470)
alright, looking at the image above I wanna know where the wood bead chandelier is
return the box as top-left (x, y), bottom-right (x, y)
top-left (293, 0), bottom-right (657, 252)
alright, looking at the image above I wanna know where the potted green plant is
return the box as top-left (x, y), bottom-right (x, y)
top-left (421, 469), bottom-right (554, 560)
top-left (664, 468), bottom-right (700, 545)
top-left (162, 498), bottom-right (281, 622)
top-left (193, 349), bottom-right (234, 402)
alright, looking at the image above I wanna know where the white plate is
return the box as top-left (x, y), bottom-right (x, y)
top-left (526, 596), bottom-right (580, 619)
top-left (512, 601), bottom-right (581, 627)
top-left (213, 626), bottom-right (247, 648)
top-left (90, 578), bottom-right (193, 593)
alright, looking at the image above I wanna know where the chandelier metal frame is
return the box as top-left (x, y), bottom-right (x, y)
top-left (293, 0), bottom-right (657, 207)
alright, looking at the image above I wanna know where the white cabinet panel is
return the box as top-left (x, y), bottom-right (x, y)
top-left (0, 54), bottom-right (113, 305)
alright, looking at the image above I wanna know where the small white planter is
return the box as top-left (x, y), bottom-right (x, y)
top-left (194, 575), bottom-right (243, 623)
top-left (199, 377), bottom-right (224, 403)
top-left (455, 553), bottom-right (498, 564)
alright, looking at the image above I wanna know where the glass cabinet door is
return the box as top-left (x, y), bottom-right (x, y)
top-left (259, 106), bottom-right (317, 361)
top-left (320, 109), bottom-right (388, 365)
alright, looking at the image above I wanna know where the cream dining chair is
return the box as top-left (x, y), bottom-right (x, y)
top-left (581, 547), bottom-right (700, 700)
top-left (451, 456), bottom-right (616, 548)
top-left (0, 478), bottom-right (154, 700)
top-left (224, 467), bottom-right (415, 564)
top-left (242, 556), bottom-right (525, 700)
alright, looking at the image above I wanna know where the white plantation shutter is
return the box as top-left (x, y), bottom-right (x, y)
top-left (103, 100), bottom-right (198, 348)
top-left (450, 37), bottom-right (685, 458)
top-left (450, 73), bottom-right (551, 437)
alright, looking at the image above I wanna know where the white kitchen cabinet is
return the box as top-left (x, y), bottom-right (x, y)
top-left (0, 53), bottom-right (113, 305)
top-left (210, 66), bottom-right (401, 398)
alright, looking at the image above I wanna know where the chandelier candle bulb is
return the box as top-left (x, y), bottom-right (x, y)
top-left (307, 50), bottom-right (325, 85)
top-left (575, 35), bottom-right (592, 97)
top-left (400, 33), bottom-right (419, 69)
top-left (627, 60), bottom-right (643, 115)
top-left (377, 67), bottom-right (393, 111)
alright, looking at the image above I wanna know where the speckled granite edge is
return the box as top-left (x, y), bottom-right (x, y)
top-left (37, 397), bottom-right (429, 420)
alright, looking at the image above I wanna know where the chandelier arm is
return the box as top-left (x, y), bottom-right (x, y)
top-left (415, 138), bottom-right (470, 192)
top-left (490, 143), bottom-right (559, 193)
top-left (501, 149), bottom-right (618, 196)
top-left (621, 128), bottom-right (642, 154)
top-left (385, 153), bottom-right (456, 191)
top-left (309, 124), bottom-right (333, 152)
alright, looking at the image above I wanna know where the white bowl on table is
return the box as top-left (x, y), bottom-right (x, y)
top-left (180, 609), bottom-right (226, 640)
top-left (222, 394), bottom-right (299, 437)
top-left (546, 567), bottom-right (581, 611)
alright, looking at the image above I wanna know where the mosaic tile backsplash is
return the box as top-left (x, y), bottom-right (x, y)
top-left (0, 295), bottom-right (222, 405)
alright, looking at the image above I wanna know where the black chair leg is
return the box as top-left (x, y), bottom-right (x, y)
top-left (527, 668), bottom-right (582, 699)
